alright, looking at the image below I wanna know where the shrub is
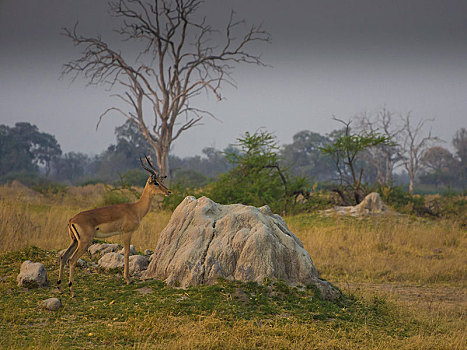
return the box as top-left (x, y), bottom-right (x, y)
top-left (205, 130), bottom-right (309, 214)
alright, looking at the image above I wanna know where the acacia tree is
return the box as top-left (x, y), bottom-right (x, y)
top-left (320, 118), bottom-right (390, 204)
top-left (63, 0), bottom-right (269, 177)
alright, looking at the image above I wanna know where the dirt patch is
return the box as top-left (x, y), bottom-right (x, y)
top-left (337, 282), bottom-right (467, 314)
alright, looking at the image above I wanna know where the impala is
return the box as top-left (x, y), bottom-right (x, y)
top-left (58, 156), bottom-right (170, 297)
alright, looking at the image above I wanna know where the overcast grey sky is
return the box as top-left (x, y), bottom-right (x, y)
top-left (1, 0), bottom-right (466, 157)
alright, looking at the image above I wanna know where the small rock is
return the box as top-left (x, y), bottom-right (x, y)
top-left (118, 245), bottom-right (137, 256)
top-left (98, 252), bottom-right (124, 270)
top-left (129, 255), bottom-right (149, 276)
top-left (144, 249), bottom-right (153, 256)
top-left (56, 249), bottom-right (86, 267)
top-left (88, 243), bottom-right (122, 257)
top-left (55, 249), bottom-right (86, 267)
top-left (136, 286), bottom-right (153, 295)
top-left (40, 298), bottom-right (62, 311)
top-left (17, 261), bottom-right (47, 288)
top-left (231, 288), bottom-right (250, 303)
top-left (55, 249), bottom-right (67, 265)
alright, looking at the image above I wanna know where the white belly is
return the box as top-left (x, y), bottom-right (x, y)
top-left (95, 231), bottom-right (121, 238)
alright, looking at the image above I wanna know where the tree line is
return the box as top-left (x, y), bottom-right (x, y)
top-left (1, 110), bottom-right (465, 198)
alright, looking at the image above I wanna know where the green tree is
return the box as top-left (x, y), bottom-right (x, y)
top-left (320, 118), bottom-right (391, 204)
top-left (0, 122), bottom-right (62, 177)
top-left (281, 130), bottom-right (335, 181)
top-left (208, 130), bottom-right (307, 213)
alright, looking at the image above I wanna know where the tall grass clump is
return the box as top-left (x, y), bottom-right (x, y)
top-left (287, 214), bottom-right (467, 286)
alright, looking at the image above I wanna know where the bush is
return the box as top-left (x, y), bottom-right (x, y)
top-left (205, 130), bottom-right (309, 214)
top-left (0, 171), bottom-right (44, 187)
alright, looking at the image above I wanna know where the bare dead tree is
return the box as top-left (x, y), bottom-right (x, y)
top-left (397, 113), bottom-right (440, 194)
top-left (62, 0), bottom-right (270, 177)
top-left (357, 107), bottom-right (404, 185)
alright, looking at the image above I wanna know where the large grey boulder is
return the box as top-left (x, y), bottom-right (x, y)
top-left (144, 196), bottom-right (340, 300)
top-left (17, 260), bottom-right (47, 288)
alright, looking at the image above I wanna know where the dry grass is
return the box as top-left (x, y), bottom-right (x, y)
top-left (0, 183), bottom-right (171, 253)
top-left (287, 214), bottom-right (467, 286)
top-left (0, 184), bottom-right (466, 349)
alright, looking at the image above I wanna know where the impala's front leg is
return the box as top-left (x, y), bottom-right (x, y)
top-left (123, 233), bottom-right (132, 284)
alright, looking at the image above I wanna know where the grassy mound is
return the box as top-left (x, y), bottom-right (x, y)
top-left (0, 247), bottom-right (464, 349)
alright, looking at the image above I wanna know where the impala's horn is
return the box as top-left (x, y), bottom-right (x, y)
top-left (140, 155), bottom-right (157, 176)
top-left (145, 155), bottom-right (159, 174)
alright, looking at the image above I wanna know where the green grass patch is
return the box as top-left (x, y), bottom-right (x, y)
top-left (0, 247), bottom-right (432, 349)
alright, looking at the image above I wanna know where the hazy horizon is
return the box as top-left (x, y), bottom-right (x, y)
top-left (1, 0), bottom-right (466, 157)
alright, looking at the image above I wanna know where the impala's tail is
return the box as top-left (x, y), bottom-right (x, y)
top-left (68, 222), bottom-right (80, 241)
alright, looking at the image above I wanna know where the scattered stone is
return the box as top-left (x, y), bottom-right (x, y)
top-left (231, 288), bottom-right (250, 303)
top-left (88, 243), bottom-right (122, 257)
top-left (129, 255), bottom-right (149, 276)
top-left (98, 252), bottom-right (124, 270)
top-left (40, 298), bottom-right (62, 311)
top-left (143, 196), bottom-right (340, 300)
top-left (55, 249), bottom-right (86, 267)
top-left (136, 286), bottom-right (153, 295)
top-left (144, 249), bottom-right (153, 256)
top-left (97, 253), bottom-right (149, 276)
top-left (17, 261), bottom-right (47, 288)
top-left (118, 245), bottom-right (137, 256)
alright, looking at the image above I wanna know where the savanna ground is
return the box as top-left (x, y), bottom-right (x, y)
top-left (0, 182), bottom-right (466, 349)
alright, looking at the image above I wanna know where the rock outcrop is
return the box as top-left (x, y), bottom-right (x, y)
top-left (144, 196), bottom-right (340, 300)
top-left (17, 260), bottom-right (47, 288)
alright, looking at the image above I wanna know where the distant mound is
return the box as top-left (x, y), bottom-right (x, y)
top-left (323, 192), bottom-right (396, 217)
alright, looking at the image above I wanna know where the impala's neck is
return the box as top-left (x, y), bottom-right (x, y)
top-left (133, 181), bottom-right (154, 220)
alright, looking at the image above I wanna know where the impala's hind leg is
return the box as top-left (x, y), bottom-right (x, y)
top-left (67, 241), bottom-right (90, 298)
top-left (67, 224), bottom-right (93, 298)
top-left (58, 239), bottom-right (77, 293)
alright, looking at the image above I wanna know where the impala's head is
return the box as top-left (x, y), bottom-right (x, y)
top-left (140, 156), bottom-right (171, 197)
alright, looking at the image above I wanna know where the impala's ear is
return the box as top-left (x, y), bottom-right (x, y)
top-left (162, 175), bottom-right (167, 179)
